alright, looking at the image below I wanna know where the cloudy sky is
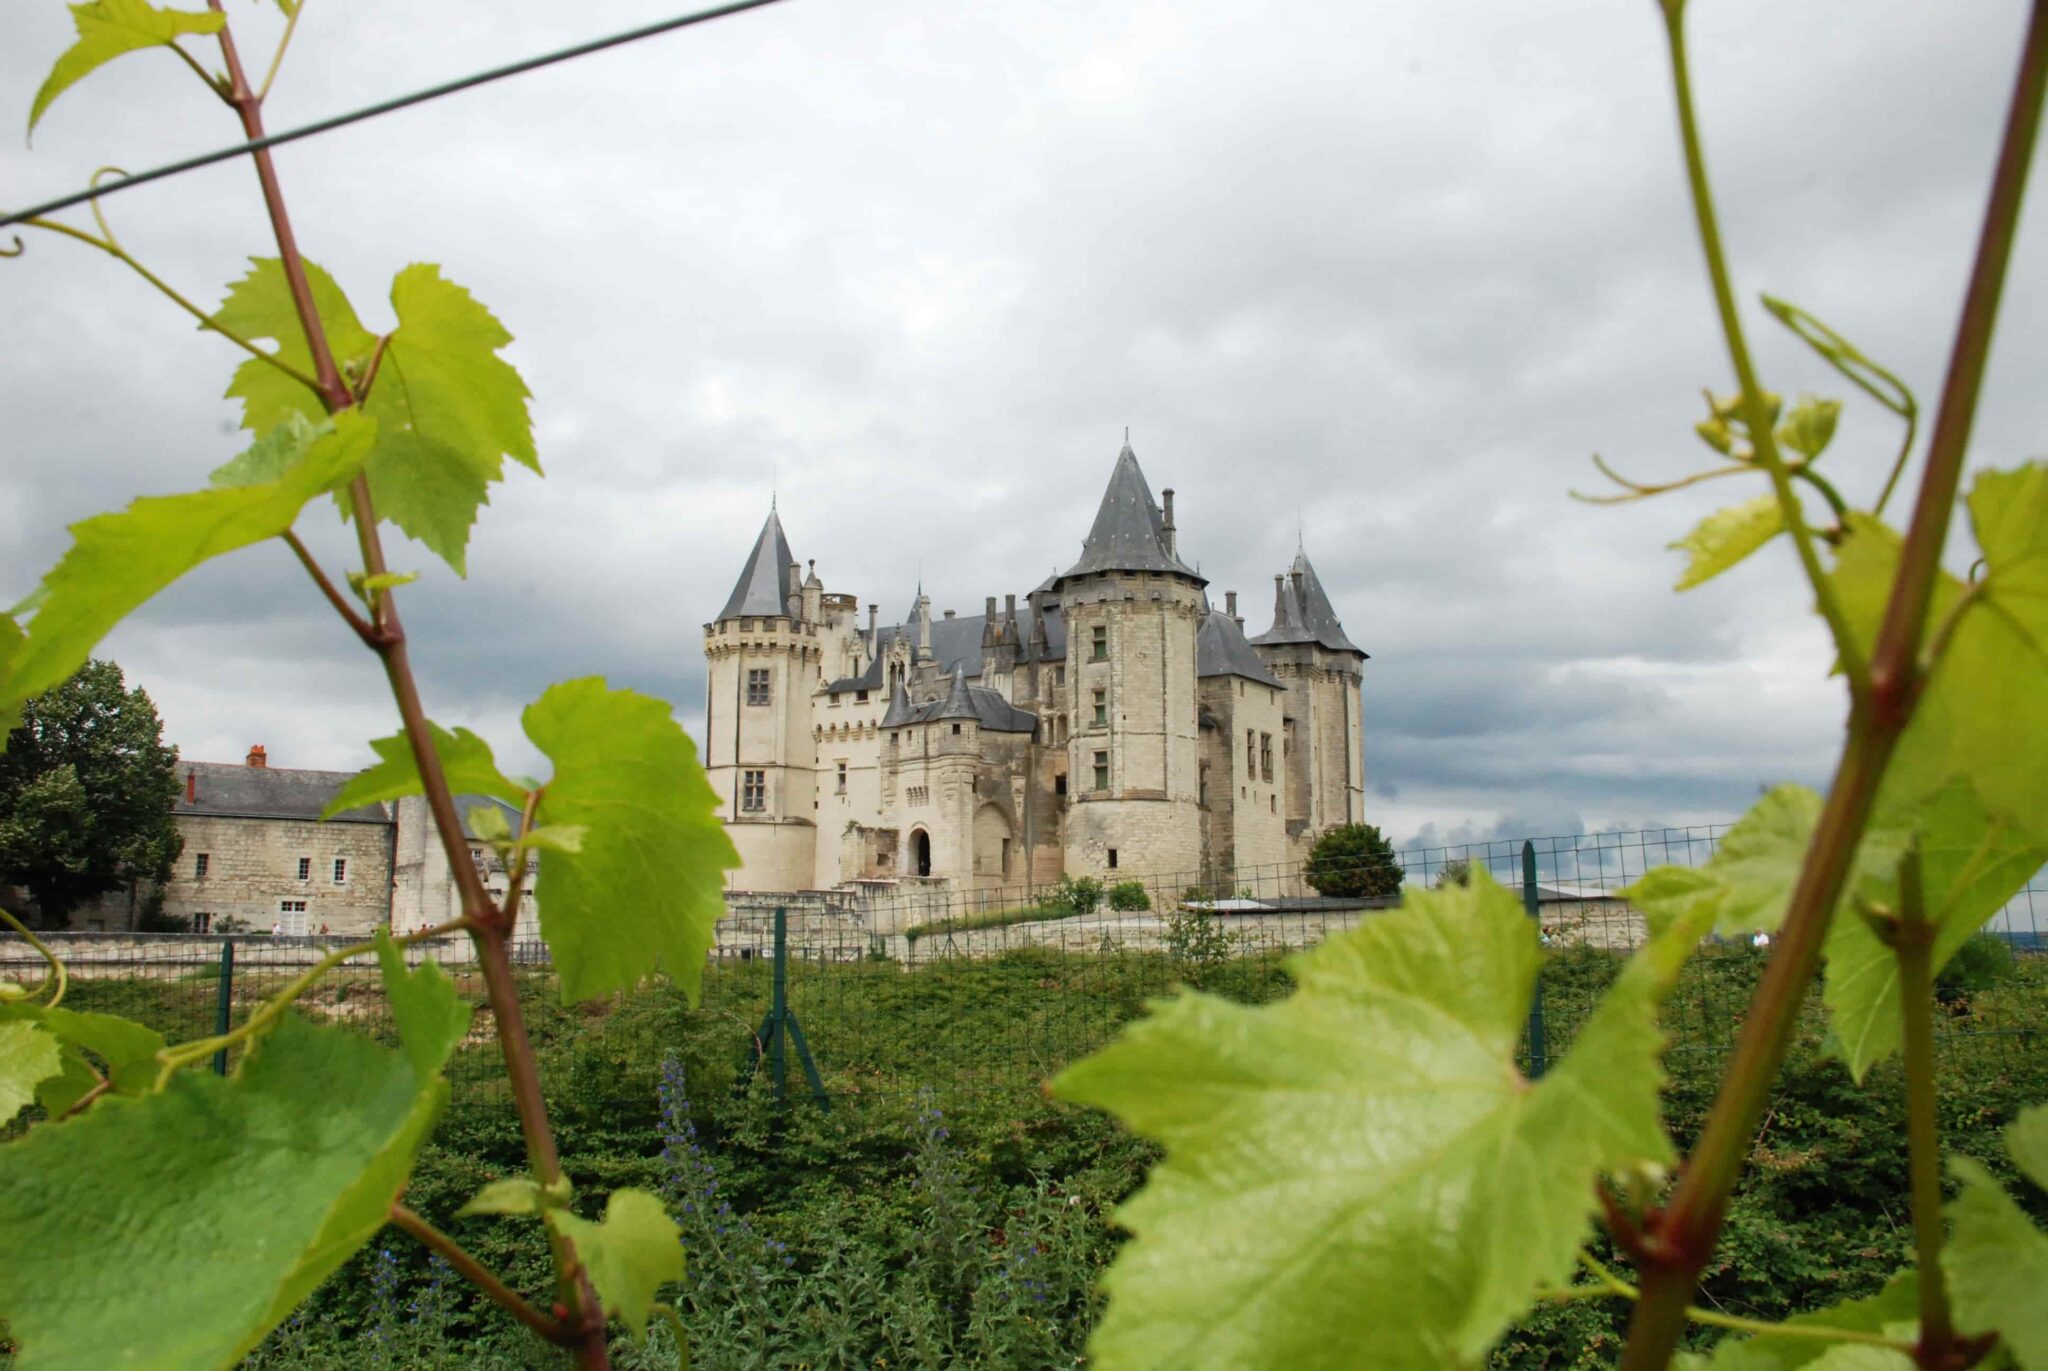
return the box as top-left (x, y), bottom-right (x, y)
top-left (3, 0), bottom-right (2044, 857)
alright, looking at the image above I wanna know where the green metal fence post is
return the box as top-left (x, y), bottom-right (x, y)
top-left (1521, 841), bottom-right (1548, 1079)
top-left (212, 938), bottom-right (234, 1076)
top-left (769, 906), bottom-right (789, 1104)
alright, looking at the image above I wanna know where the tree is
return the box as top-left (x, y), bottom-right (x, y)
top-left (0, 660), bottom-right (181, 927)
top-left (1302, 823), bottom-right (1403, 900)
top-left (1434, 858), bottom-right (1473, 889)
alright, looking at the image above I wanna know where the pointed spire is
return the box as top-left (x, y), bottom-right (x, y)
top-left (934, 663), bottom-right (978, 721)
top-left (881, 680), bottom-right (914, 727)
top-left (716, 506), bottom-right (798, 621)
top-left (1250, 545), bottom-right (1365, 657)
top-left (1059, 438), bottom-right (1203, 583)
top-left (1198, 602), bottom-right (1284, 687)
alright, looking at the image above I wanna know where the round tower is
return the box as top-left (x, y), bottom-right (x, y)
top-left (1053, 440), bottom-right (1207, 883)
top-left (703, 506), bottom-right (821, 890)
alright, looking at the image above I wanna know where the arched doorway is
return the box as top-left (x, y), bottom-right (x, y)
top-left (913, 828), bottom-right (932, 877)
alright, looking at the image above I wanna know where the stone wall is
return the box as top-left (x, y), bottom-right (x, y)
top-left (161, 813), bottom-right (395, 935)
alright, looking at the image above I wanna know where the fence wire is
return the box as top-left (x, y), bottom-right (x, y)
top-left (5, 826), bottom-right (2043, 1109)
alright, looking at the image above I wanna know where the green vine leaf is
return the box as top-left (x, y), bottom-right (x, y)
top-left (0, 941), bottom-right (467, 1369)
top-left (0, 1021), bottom-right (63, 1125)
top-left (320, 722), bottom-right (527, 820)
top-left (1052, 872), bottom-right (1691, 1369)
top-left (214, 259), bottom-right (376, 433)
top-left (1672, 496), bottom-right (1785, 591)
top-left (524, 678), bottom-right (739, 1004)
top-left (1834, 467), bottom-right (2048, 843)
top-left (1824, 781), bottom-right (2048, 1080)
top-left (1945, 1104), bottom-right (2048, 1369)
top-left (1775, 395), bottom-right (1842, 460)
top-left (458, 1177), bottom-right (546, 1218)
top-left (0, 411), bottom-right (376, 719)
top-left (1622, 784), bottom-right (1901, 937)
top-left (0, 1003), bottom-right (167, 1116)
top-left (0, 616), bottom-right (21, 734)
top-left (28, 0), bottom-right (224, 136)
top-left (551, 1188), bottom-right (683, 1342)
top-left (1687, 1269), bottom-right (1917, 1369)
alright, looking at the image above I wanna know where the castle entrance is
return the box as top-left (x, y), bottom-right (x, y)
top-left (913, 829), bottom-right (932, 877)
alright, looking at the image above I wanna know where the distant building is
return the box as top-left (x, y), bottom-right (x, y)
top-left (703, 439), bottom-right (1370, 894)
top-left (64, 744), bottom-right (540, 936)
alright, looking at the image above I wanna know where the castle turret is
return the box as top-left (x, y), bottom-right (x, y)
top-left (702, 506), bottom-right (820, 890)
top-left (1251, 545), bottom-right (1368, 861)
top-left (1051, 439), bottom-right (1207, 881)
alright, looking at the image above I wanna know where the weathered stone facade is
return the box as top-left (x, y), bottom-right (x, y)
top-left (704, 440), bottom-right (1370, 896)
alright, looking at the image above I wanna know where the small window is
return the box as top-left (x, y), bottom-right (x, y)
top-left (856, 689), bottom-right (870, 704)
top-left (1260, 732), bottom-right (1274, 783)
top-left (193, 912), bottom-right (214, 934)
top-left (296, 856), bottom-right (311, 881)
top-left (746, 668), bottom-right (771, 705)
top-left (951, 722), bottom-right (962, 735)
top-left (194, 852), bottom-right (209, 879)
top-left (1108, 848), bottom-right (1119, 869)
top-left (1093, 750), bottom-right (1109, 791)
top-left (332, 857), bottom-right (347, 884)
top-left (1055, 773), bottom-right (1068, 796)
top-left (742, 769), bottom-right (767, 812)
top-left (1001, 837), bottom-right (1012, 875)
top-left (1091, 626), bottom-right (1108, 661)
top-left (1270, 794), bottom-right (1278, 813)
top-left (1056, 665), bottom-right (1066, 685)
top-left (1246, 730), bottom-right (1256, 772)
top-left (1092, 689), bottom-right (1107, 727)
top-left (836, 761), bottom-right (848, 793)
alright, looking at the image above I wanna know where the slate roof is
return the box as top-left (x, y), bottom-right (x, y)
top-left (1197, 606), bottom-right (1284, 687)
top-left (177, 761), bottom-right (387, 824)
top-left (1250, 549), bottom-right (1366, 657)
top-left (880, 674), bottom-right (1038, 733)
top-left (821, 600), bottom-right (1068, 694)
top-left (1060, 442), bottom-right (1203, 582)
top-left (716, 508), bottom-right (798, 621)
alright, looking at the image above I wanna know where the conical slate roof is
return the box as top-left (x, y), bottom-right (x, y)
top-left (716, 508), bottom-right (798, 621)
top-left (1060, 442), bottom-right (1203, 582)
top-left (1197, 605), bottom-right (1284, 687)
top-left (932, 665), bottom-right (978, 721)
top-left (1251, 548), bottom-right (1365, 656)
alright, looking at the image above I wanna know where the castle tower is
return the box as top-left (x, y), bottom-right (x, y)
top-left (702, 507), bottom-right (821, 890)
top-left (1051, 440), bottom-right (1207, 881)
top-left (1250, 545), bottom-right (1368, 866)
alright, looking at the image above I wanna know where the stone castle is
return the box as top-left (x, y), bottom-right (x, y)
top-left (703, 440), bottom-right (1368, 895)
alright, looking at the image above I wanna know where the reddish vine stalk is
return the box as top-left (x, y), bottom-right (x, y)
top-left (1619, 2), bottom-right (2048, 1364)
top-left (204, 5), bottom-right (609, 1364)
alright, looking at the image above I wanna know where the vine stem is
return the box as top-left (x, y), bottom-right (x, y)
top-left (1652, 0), bottom-right (1869, 699)
top-left (203, 6), bottom-right (609, 1363)
top-left (1894, 850), bottom-right (1959, 1363)
top-left (0, 905), bottom-right (67, 1007)
top-left (389, 1204), bottom-right (578, 1348)
top-left (283, 530), bottom-right (380, 647)
top-left (1620, 2), bottom-right (2048, 1365)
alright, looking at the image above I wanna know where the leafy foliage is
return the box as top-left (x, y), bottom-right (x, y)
top-left (27, 0), bottom-right (223, 136)
top-left (319, 722), bottom-right (528, 819)
top-left (1054, 874), bottom-right (1682, 1368)
top-left (552, 1188), bottom-right (683, 1341)
top-left (525, 677), bottom-right (739, 1004)
top-left (1671, 494), bottom-right (1783, 591)
top-left (0, 660), bottom-right (183, 925)
top-left (1945, 1104), bottom-right (2048, 1369)
top-left (1300, 822), bottom-right (1403, 900)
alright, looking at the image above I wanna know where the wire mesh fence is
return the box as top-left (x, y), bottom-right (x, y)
top-left (6, 825), bottom-right (2044, 1108)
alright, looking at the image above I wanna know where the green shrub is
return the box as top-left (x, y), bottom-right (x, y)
top-left (1055, 875), bottom-right (1104, 916)
top-left (1106, 881), bottom-right (1150, 912)
top-left (1302, 823), bottom-right (1404, 900)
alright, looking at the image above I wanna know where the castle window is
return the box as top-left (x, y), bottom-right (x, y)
top-left (746, 669), bottom-right (771, 705)
top-left (857, 689), bottom-right (869, 703)
top-left (193, 912), bottom-right (213, 933)
top-left (1055, 773), bottom-right (1068, 796)
top-left (297, 856), bottom-right (311, 881)
top-left (1093, 751), bottom-right (1109, 791)
top-left (1091, 626), bottom-right (1107, 661)
top-left (194, 852), bottom-right (209, 879)
top-left (951, 723), bottom-right (962, 735)
top-left (828, 691), bottom-right (840, 707)
top-left (1260, 732), bottom-right (1274, 782)
top-left (332, 858), bottom-right (347, 885)
top-left (1056, 664), bottom-right (1066, 685)
top-left (1246, 730), bottom-right (1256, 772)
top-left (1108, 848), bottom-right (1119, 869)
top-left (1270, 794), bottom-right (1277, 814)
top-left (1092, 689), bottom-right (1107, 727)
top-left (837, 761), bottom-right (847, 793)
top-left (742, 770), bottom-right (767, 811)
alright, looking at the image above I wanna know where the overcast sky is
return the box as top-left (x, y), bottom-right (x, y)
top-left (4, 0), bottom-right (2044, 857)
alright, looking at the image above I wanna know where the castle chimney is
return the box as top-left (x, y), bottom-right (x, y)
top-left (1004, 593), bottom-right (1017, 621)
top-left (186, 770), bottom-right (196, 803)
top-left (868, 603), bottom-right (878, 647)
top-left (246, 744), bottom-right (267, 768)
top-left (1161, 488), bottom-right (1177, 558)
top-left (982, 596), bottom-right (998, 647)
top-left (943, 609), bottom-right (955, 620)
top-left (1225, 590), bottom-right (1238, 622)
